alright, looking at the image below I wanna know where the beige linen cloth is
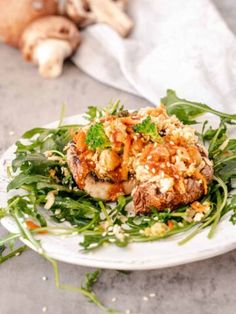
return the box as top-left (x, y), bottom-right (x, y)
top-left (73, 0), bottom-right (236, 111)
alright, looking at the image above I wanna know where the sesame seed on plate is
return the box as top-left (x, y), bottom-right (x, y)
top-left (111, 297), bottom-right (117, 302)
top-left (143, 296), bottom-right (149, 301)
top-left (149, 293), bottom-right (156, 297)
top-left (42, 306), bottom-right (47, 312)
top-left (42, 276), bottom-right (48, 281)
top-left (126, 310), bottom-right (131, 314)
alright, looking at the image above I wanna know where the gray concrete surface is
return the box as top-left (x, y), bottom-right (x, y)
top-left (0, 1), bottom-right (236, 313)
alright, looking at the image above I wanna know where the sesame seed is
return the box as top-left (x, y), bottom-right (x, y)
top-left (144, 165), bottom-right (149, 170)
top-left (149, 293), bottom-right (156, 297)
top-left (147, 156), bottom-right (152, 160)
top-left (143, 296), bottom-right (149, 301)
top-left (42, 306), bottom-right (47, 312)
top-left (60, 218), bottom-right (66, 222)
top-left (15, 252), bottom-right (21, 256)
top-left (151, 168), bottom-right (156, 173)
top-left (42, 276), bottom-right (48, 281)
top-left (111, 297), bottom-right (117, 302)
top-left (72, 231), bottom-right (78, 235)
top-left (9, 131), bottom-right (15, 136)
top-left (88, 243), bottom-right (98, 249)
top-left (109, 238), bottom-right (116, 243)
top-left (126, 310), bottom-right (131, 314)
top-left (55, 209), bottom-right (61, 215)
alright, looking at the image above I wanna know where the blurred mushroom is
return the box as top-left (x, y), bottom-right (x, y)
top-left (65, 0), bottom-right (133, 37)
top-left (64, 0), bottom-right (96, 27)
top-left (20, 16), bottom-right (81, 78)
top-left (90, 0), bottom-right (133, 37)
top-left (114, 0), bottom-right (129, 11)
top-left (0, 0), bottom-right (57, 47)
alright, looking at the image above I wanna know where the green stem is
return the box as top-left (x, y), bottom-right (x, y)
top-left (208, 123), bottom-right (224, 155)
top-left (13, 208), bottom-right (42, 252)
top-left (0, 233), bottom-right (21, 246)
top-left (214, 154), bottom-right (236, 167)
top-left (48, 150), bottom-right (66, 159)
top-left (0, 245), bottom-right (27, 264)
top-left (58, 103), bottom-right (66, 127)
top-left (179, 176), bottom-right (228, 244)
top-left (99, 201), bottom-right (113, 226)
top-left (46, 256), bottom-right (121, 314)
top-left (208, 176), bottom-right (228, 238)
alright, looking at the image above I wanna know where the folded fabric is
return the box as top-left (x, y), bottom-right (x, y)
top-left (72, 0), bottom-right (236, 111)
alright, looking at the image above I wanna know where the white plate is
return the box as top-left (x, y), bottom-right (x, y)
top-left (1, 114), bottom-right (236, 270)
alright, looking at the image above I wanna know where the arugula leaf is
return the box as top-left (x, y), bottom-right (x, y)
top-left (106, 100), bottom-right (124, 116)
top-left (86, 106), bottom-right (102, 121)
top-left (205, 121), bottom-right (236, 182)
top-left (85, 100), bottom-right (126, 122)
top-left (22, 127), bottom-right (49, 139)
top-left (7, 173), bottom-right (51, 191)
top-left (229, 196), bottom-right (236, 224)
top-left (133, 116), bottom-right (162, 142)
top-left (12, 153), bottom-right (60, 173)
top-left (82, 270), bottom-right (101, 292)
top-left (86, 123), bottom-right (110, 150)
top-left (0, 245), bottom-right (6, 256)
top-left (161, 89), bottom-right (236, 124)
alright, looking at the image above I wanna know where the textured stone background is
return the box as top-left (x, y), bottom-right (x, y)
top-left (0, 1), bottom-right (236, 313)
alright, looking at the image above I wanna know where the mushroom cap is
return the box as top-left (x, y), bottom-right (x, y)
top-left (20, 15), bottom-right (81, 62)
top-left (0, 0), bottom-right (57, 47)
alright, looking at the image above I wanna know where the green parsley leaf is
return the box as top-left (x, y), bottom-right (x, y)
top-left (86, 123), bottom-right (110, 150)
top-left (133, 116), bottom-right (162, 142)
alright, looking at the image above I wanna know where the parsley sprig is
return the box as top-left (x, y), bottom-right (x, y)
top-left (86, 123), bottom-right (111, 150)
top-left (133, 116), bottom-right (162, 142)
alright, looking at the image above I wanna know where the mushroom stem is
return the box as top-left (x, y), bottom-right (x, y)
top-left (33, 39), bottom-right (72, 78)
top-left (89, 0), bottom-right (133, 37)
top-left (65, 0), bottom-right (96, 27)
